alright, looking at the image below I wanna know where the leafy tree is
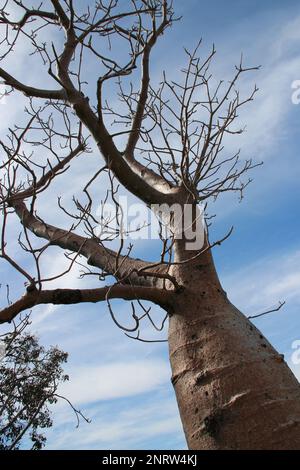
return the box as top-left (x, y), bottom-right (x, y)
top-left (0, 315), bottom-right (69, 450)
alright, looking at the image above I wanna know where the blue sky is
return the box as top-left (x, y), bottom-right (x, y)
top-left (1, 0), bottom-right (300, 450)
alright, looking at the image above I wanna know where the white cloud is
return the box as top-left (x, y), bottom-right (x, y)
top-left (222, 249), bottom-right (300, 313)
top-left (46, 395), bottom-right (185, 450)
top-left (58, 360), bottom-right (170, 405)
top-left (214, 13), bottom-right (300, 161)
top-left (264, 271), bottom-right (300, 301)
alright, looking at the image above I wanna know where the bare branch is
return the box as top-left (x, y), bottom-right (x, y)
top-left (8, 200), bottom-right (156, 286)
top-left (0, 284), bottom-right (173, 323)
top-left (0, 68), bottom-right (67, 100)
top-left (247, 301), bottom-right (286, 320)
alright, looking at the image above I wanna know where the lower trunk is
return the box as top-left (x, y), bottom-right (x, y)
top-left (168, 245), bottom-right (300, 449)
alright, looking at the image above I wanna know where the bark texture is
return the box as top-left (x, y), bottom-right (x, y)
top-left (168, 245), bottom-right (300, 449)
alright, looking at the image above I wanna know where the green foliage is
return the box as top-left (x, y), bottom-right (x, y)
top-left (0, 316), bottom-right (69, 450)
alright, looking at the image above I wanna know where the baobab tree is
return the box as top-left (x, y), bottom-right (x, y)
top-left (0, 0), bottom-right (300, 450)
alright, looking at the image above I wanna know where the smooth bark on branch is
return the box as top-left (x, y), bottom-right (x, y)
top-left (11, 200), bottom-right (157, 286)
top-left (0, 68), bottom-right (67, 100)
top-left (0, 284), bottom-right (172, 323)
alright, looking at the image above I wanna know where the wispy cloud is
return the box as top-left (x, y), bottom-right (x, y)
top-left (212, 13), bottom-right (300, 161)
top-left (46, 393), bottom-right (185, 450)
top-left (222, 249), bottom-right (300, 312)
top-left (58, 360), bottom-right (170, 405)
top-left (221, 247), bottom-right (300, 358)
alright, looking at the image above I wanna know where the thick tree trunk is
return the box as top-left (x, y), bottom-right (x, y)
top-left (168, 242), bottom-right (300, 449)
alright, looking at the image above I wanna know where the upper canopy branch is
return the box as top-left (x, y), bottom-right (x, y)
top-left (125, 0), bottom-right (171, 158)
top-left (135, 43), bottom-right (260, 201)
top-left (0, 67), bottom-right (67, 100)
top-left (0, 1), bottom-right (179, 205)
top-left (0, 5), bottom-right (58, 28)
